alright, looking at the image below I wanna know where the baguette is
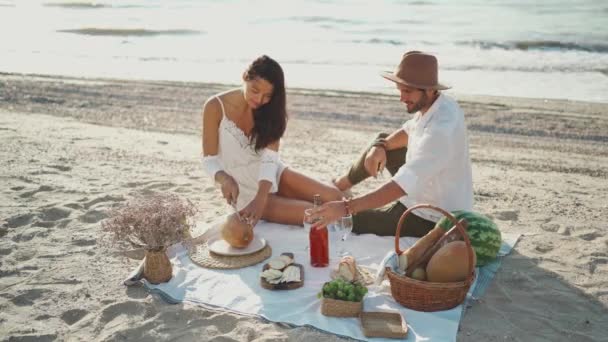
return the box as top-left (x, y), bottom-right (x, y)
top-left (337, 256), bottom-right (357, 282)
top-left (404, 219), bottom-right (468, 276)
top-left (398, 226), bottom-right (445, 273)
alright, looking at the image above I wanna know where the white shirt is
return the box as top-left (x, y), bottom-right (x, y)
top-left (391, 93), bottom-right (473, 222)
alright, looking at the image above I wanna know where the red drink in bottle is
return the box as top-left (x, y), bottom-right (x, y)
top-left (309, 224), bottom-right (329, 267)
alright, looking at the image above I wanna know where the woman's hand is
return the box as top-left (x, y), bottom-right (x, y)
top-left (310, 200), bottom-right (347, 228)
top-left (217, 172), bottom-right (239, 206)
top-left (364, 146), bottom-right (387, 177)
top-left (239, 193), bottom-right (268, 228)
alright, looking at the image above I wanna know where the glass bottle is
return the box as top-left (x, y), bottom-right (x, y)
top-left (309, 194), bottom-right (329, 267)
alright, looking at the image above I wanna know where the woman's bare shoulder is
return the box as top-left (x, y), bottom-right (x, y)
top-left (216, 88), bottom-right (242, 104)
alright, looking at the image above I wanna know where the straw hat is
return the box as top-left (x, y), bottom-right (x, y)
top-left (381, 51), bottom-right (450, 90)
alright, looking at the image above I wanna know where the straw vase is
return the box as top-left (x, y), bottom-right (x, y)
top-left (143, 248), bottom-right (172, 284)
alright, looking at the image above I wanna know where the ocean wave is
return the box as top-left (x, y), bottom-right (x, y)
top-left (351, 38), bottom-right (403, 46)
top-left (138, 57), bottom-right (178, 62)
top-left (44, 2), bottom-right (153, 9)
top-left (408, 1), bottom-right (434, 5)
top-left (57, 28), bottom-right (203, 37)
top-left (279, 58), bottom-right (606, 74)
top-left (461, 40), bottom-right (608, 53)
top-left (448, 64), bottom-right (606, 74)
top-left (287, 16), bottom-right (363, 25)
top-left (44, 2), bottom-right (109, 8)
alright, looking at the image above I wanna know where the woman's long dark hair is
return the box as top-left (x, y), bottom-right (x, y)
top-left (244, 55), bottom-right (287, 152)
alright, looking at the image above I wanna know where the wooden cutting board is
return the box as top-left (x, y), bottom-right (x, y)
top-left (260, 252), bottom-right (304, 290)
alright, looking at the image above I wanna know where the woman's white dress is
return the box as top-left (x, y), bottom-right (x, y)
top-left (214, 96), bottom-right (286, 211)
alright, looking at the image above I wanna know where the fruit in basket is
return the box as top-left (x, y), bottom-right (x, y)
top-left (426, 241), bottom-right (475, 283)
top-left (398, 226), bottom-right (445, 272)
top-left (220, 213), bottom-right (254, 248)
top-left (318, 278), bottom-right (367, 302)
top-left (410, 267), bottom-right (427, 281)
top-left (437, 211), bottom-right (501, 266)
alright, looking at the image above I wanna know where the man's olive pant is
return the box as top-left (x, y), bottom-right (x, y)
top-left (347, 133), bottom-right (435, 238)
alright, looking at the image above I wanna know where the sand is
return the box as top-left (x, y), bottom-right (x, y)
top-left (0, 73), bottom-right (607, 341)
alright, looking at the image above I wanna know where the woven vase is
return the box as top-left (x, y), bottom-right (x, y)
top-left (143, 248), bottom-right (172, 284)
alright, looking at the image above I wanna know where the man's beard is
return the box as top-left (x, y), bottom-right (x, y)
top-left (407, 92), bottom-right (428, 114)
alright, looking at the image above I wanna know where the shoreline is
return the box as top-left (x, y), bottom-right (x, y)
top-left (3, 71), bottom-right (608, 107)
top-left (0, 72), bottom-right (606, 341)
top-left (1, 72), bottom-right (607, 142)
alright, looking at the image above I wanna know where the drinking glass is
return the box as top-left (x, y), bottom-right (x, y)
top-left (303, 208), bottom-right (314, 251)
top-left (339, 214), bottom-right (353, 256)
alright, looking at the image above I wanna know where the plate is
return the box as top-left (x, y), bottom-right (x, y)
top-left (208, 236), bottom-right (267, 256)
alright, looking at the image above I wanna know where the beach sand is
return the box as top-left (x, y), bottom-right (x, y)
top-left (0, 73), bottom-right (606, 341)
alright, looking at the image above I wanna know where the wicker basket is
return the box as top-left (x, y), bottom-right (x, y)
top-left (386, 204), bottom-right (475, 312)
top-left (360, 311), bottom-right (408, 339)
top-left (321, 297), bottom-right (363, 317)
top-left (143, 248), bottom-right (173, 284)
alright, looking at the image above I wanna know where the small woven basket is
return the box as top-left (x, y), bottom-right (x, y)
top-left (143, 248), bottom-right (173, 284)
top-left (386, 204), bottom-right (475, 312)
top-left (321, 297), bottom-right (363, 317)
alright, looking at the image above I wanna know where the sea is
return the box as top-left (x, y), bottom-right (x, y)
top-left (1, 0), bottom-right (607, 103)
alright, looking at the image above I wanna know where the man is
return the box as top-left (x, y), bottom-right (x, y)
top-left (312, 51), bottom-right (473, 237)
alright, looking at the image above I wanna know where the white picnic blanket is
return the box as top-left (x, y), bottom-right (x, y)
top-left (143, 220), bottom-right (519, 342)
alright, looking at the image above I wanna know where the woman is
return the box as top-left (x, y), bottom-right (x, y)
top-left (201, 55), bottom-right (343, 227)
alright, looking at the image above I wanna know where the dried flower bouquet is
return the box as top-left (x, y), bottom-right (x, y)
top-left (102, 193), bottom-right (197, 252)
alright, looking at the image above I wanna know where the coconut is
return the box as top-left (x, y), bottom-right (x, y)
top-left (220, 213), bottom-right (254, 249)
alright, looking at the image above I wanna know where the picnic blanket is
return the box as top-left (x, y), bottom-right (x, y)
top-left (142, 220), bottom-right (519, 341)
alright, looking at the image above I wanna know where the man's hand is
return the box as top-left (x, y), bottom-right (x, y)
top-left (309, 200), bottom-right (347, 228)
top-left (364, 146), bottom-right (387, 178)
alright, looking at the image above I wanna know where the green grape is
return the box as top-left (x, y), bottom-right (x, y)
top-left (336, 290), bottom-right (345, 299)
top-left (347, 293), bottom-right (356, 302)
top-left (355, 286), bottom-right (365, 296)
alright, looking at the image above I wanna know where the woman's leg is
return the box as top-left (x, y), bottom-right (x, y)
top-left (277, 168), bottom-right (344, 203)
top-left (257, 169), bottom-right (344, 226)
top-left (260, 194), bottom-right (313, 226)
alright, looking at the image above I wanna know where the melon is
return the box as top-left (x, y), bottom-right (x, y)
top-left (426, 241), bottom-right (475, 283)
top-left (437, 211), bottom-right (502, 267)
top-left (221, 213), bottom-right (254, 249)
top-left (410, 267), bottom-right (427, 281)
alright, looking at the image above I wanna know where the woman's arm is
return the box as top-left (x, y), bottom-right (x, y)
top-left (201, 97), bottom-right (239, 203)
top-left (239, 140), bottom-right (280, 225)
top-left (201, 98), bottom-right (222, 156)
top-left (201, 98), bottom-right (228, 181)
top-left (256, 140), bottom-right (280, 195)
